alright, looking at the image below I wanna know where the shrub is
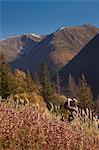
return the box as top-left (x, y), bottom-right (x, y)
top-left (0, 102), bottom-right (98, 150)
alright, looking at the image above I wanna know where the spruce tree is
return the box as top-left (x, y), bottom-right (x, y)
top-left (33, 71), bottom-right (41, 93)
top-left (78, 75), bottom-right (94, 109)
top-left (95, 95), bottom-right (99, 114)
top-left (26, 71), bottom-right (35, 93)
top-left (41, 62), bottom-right (56, 109)
top-left (34, 72), bottom-right (40, 85)
top-left (67, 74), bottom-right (78, 97)
top-left (14, 69), bottom-right (27, 94)
top-left (0, 52), bottom-right (13, 99)
top-left (56, 72), bottom-right (61, 96)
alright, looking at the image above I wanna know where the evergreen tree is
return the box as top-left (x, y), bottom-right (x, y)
top-left (34, 71), bottom-right (40, 85)
top-left (78, 75), bottom-right (94, 109)
top-left (33, 72), bottom-right (41, 93)
top-left (41, 62), bottom-right (56, 109)
top-left (0, 52), bottom-right (13, 99)
top-left (67, 74), bottom-right (78, 97)
top-left (95, 95), bottom-right (99, 114)
top-left (26, 71), bottom-right (35, 93)
top-left (14, 69), bottom-right (27, 94)
top-left (56, 72), bottom-right (61, 96)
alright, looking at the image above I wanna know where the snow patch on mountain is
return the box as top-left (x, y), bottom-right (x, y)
top-left (31, 33), bottom-right (41, 39)
top-left (0, 33), bottom-right (41, 42)
top-left (59, 26), bottom-right (66, 31)
top-left (0, 35), bottom-right (21, 41)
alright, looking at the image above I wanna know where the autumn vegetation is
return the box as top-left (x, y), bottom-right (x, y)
top-left (0, 52), bottom-right (99, 150)
top-left (0, 102), bottom-right (99, 150)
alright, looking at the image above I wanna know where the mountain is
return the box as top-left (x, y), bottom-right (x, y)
top-left (58, 34), bottom-right (99, 97)
top-left (27, 24), bottom-right (99, 74)
top-left (0, 34), bottom-right (44, 61)
top-left (0, 24), bottom-right (99, 75)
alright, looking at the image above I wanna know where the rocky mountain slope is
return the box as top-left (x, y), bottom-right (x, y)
top-left (58, 34), bottom-right (99, 96)
top-left (0, 24), bottom-right (99, 75)
top-left (0, 34), bottom-right (44, 61)
top-left (25, 24), bottom-right (99, 74)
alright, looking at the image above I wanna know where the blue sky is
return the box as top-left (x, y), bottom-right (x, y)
top-left (1, 0), bottom-right (99, 39)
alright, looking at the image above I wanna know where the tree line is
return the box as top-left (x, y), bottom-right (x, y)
top-left (0, 52), bottom-right (98, 112)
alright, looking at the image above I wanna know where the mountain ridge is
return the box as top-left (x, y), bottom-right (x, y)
top-left (0, 34), bottom-right (45, 61)
top-left (0, 24), bottom-right (99, 75)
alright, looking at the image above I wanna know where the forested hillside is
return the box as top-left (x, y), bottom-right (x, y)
top-left (0, 52), bottom-right (99, 149)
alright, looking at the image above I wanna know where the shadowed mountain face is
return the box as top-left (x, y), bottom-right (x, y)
top-left (0, 24), bottom-right (99, 75)
top-left (10, 33), bottom-right (57, 75)
top-left (59, 34), bottom-right (99, 97)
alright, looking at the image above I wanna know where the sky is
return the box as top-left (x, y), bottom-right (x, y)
top-left (0, 0), bottom-right (99, 39)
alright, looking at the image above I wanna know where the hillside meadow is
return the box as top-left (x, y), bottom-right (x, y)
top-left (0, 101), bottom-right (99, 150)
